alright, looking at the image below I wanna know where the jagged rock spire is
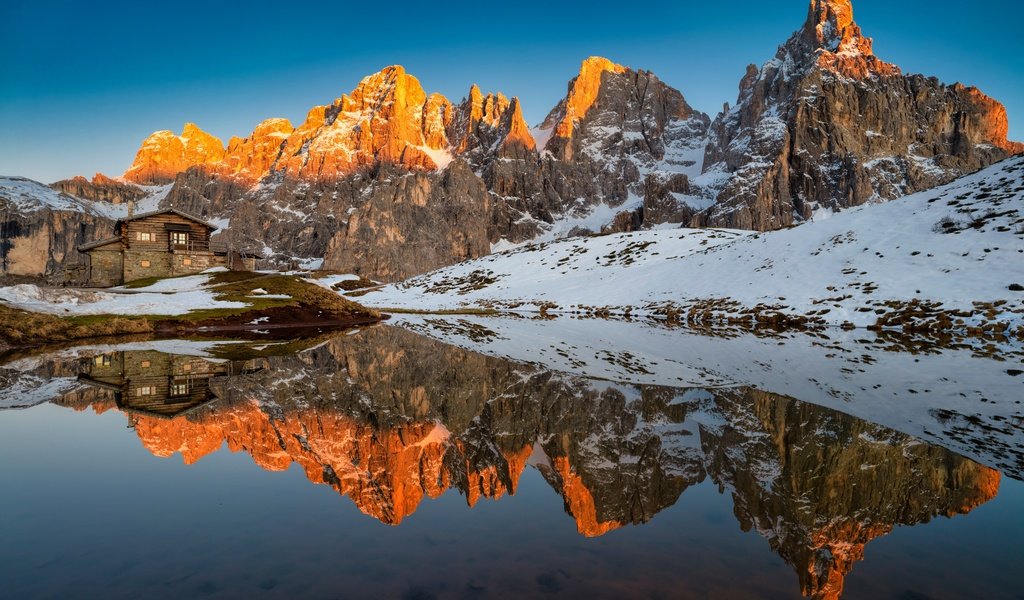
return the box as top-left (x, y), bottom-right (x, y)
top-left (801, 0), bottom-right (871, 55)
top-left (777, 0), bottom-right (898, 79)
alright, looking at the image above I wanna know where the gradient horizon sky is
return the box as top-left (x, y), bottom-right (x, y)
top-left (2, 0), bottom-right (1022, 184)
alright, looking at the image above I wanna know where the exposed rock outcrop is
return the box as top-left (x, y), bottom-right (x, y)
top-left (220, 118), bottom-right (294, 183)
top-left (50, 173), bottom-right (147, 206)
top-left (123, 123), bottom-right (226, 185)
top-left (696, 0), bottom-right (1023, 230)
top-left (321, 160), bottom-right (492, 280)
top-left (0, 177), bottom-right (116, 283)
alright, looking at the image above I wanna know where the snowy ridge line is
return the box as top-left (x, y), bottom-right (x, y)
top-left (361, 157), bottom-right (1024, 337)
top-left (0, 176), bottom-right (171, 220)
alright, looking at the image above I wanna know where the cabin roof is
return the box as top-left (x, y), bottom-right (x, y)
top-left (77, 236), bottom-right (121, 252)
top-left (120, 208), bottom-right (219, 231)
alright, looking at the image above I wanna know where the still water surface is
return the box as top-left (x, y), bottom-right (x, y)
top-left (1, 321), bottom-right (1022, 599)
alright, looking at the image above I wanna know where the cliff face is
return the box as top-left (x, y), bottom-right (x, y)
top-left (36, 324), bottom-right (1002, 598)
top-left (695, 0), bottom-right (1023, 230)
top-left (50, 173), bottom-right (148, 206)
top-left (0, 177), bottom-right (116, 283)
top-left (123, 123), bottom-right (227, 185)
top-left (320, 160), bottom-right (492, 280)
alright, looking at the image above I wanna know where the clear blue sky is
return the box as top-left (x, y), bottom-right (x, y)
top-left (2, 0), bottom-right (1021, 183)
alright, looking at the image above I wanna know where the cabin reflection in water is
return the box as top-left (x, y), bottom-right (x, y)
top-left (78, 351), bottom-right (262, 419)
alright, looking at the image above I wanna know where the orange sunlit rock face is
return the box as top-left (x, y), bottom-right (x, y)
top-left (956, 85), bottom-right (1024, 155)
top-left (119, 66), bottom-right (543, 186)
top-left (501, 98), bottom-right (536, 154)
top-left (221, 118), bottom-right (294, 184)
top-left (544, 56), bottom-right (628, 160)
top-left (123, 123), bottom-right (226, 185)
top-left (801, 0), bottom-right (900, 78)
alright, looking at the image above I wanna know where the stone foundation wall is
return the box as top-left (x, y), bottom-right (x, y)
top-left (171, 252), bottom-right (226, 275)
top-left (123, 250), bottom-right (172, 283)
top-left (87, 250), bottom-right (123, 287)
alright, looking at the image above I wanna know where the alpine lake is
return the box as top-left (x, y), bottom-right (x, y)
top-left (1, 315), bottom-right (1022, 599)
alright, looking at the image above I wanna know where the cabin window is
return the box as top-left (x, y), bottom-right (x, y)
top-left (171, 231), bottom-right (189, 247)
top-left (140, 360), bottom-right (151, 368)
top-left (94, 354), bottom-right (111, 367)
top-left (170, 381), bottom-right (190, 397)
top-left (136, 386), bottom-right (155, 397)
top-left (182, 258), bottom-right (192, 266)
top-left (140, 260), bottom-right (151, 268)
top-left (182, 363), bottom-right (192, 372)
top-left (136, 231), bottom-right (153, 241)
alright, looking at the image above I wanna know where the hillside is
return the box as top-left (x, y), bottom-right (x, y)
top-left (361, 156), bottom-right (1024, 335)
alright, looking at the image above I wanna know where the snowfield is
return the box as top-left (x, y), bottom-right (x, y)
top-left (362, 157), bottom-right (1024, 334)
top-left (0, 277), bottom-right (246, 316)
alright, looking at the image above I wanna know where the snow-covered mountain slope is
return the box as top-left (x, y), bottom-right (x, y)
top-left (393, 314), bottom-right (1024, 479)
top-left (0, 176), bottom-right (169, 218)
top-left (362, 156), bottom-right (1024, 335)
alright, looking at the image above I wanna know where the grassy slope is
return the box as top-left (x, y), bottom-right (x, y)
top-left (0, 304), bottom-right (152, 350)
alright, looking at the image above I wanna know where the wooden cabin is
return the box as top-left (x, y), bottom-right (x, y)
top-left (77, 208), bottom-right (258, 287)
top-left (78, 350), bottom-right (262, 419)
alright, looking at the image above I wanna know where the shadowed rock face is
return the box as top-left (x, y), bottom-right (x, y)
top-left (320, 161), bottom-right (492, 280)
top-left (51, 174), bottom-right (148, 207)
top-left (0, 179), bottom-right (116, 283)
top-left (481, 57), bottom-right (711, 242)
top-left (695, 0), bottom-right (1023, 231)
top-left (27, 324), bottom-right (999, 598)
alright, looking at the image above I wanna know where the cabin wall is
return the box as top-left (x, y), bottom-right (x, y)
top-left (171, 252), bottom-right (227, 276)
top-left (123, 250), bottom-right (172, 282)
top-left (86, 248), bottom-right (123, 287)
top-left (223, 252), bottom-right (258, 272)
top-left (123, 214), bottom-right (212, 251)
top-left (86, 352), bottom-right (126, 382)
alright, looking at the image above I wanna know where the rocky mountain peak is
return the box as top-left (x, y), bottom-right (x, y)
top-left (541, 57), bottom-right (629, 154)
top-left (696, 0), bottom-right (1021, 232)
top-left (500, 98), bottom-right (536, 154)
top-left (805, 0), bottom-right (856, 44)
top-left (446, 85), bottom-right (528, 157)
top-left (784, 0), bottom-right (898, 78)
top-left (271, 65), bottom-right (455, 179)
top-left (221, 118), bottom-right (294, 183)
top-left (123, 123), bottom-right (225, 184)
top-left (344, 65), bottom-right (426, 113)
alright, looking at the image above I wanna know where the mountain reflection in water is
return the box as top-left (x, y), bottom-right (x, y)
top-left (10, 324), bottom-right (1008, 600)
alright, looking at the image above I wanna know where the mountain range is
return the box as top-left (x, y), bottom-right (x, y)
top-left (1, 0), bottom-right (1020, 282)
